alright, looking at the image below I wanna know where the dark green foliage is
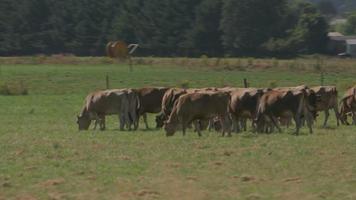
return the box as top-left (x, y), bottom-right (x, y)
top-left (342, 12), bottom-right (356, 35)
top-left (0, 0), bottom-right (329, 56)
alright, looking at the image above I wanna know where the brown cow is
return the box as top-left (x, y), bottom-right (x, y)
top-left (339, 87), bottom-right (356, 125)
top-left (155, 87), bottom-right (218, 128)
top-left (77, 89), bottom-right (131, 131)
top-left (155, 88), bottom-right (188, 128)
top-left (134, 87), bottom-right (169, 129)
top-left (255, 88), bottom-right (318, 135)
top-left (164, 91), bottom-right (232, 137)
top-left (229, 88), bottom-right (265, 132)
top-left (311, 86), bottom-right (339, 127)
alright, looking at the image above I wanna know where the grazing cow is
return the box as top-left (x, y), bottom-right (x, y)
top-left (134, 87), bottom-right (169, 129)
top-left (155, 88), bottom-right (188, 128)
top-left (229, 88), bottom-right (264, 132)
top-left (77, 89), bottom-right (131, 131)
top-left (339, 87), bottom-right (356, 125)
top-left (255, 88), bottom-right (318, 135)
top-left (155, 87), bottom-right (218, 128)
top-left (311, 86), bottom-right (339, 127)
top-left (164, 91), bottom-right (232, 137)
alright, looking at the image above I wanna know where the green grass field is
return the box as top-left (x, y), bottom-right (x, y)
top-left (0, 59), bottom-right (356, 200)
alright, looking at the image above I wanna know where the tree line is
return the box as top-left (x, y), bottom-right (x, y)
top-left (0, 0), bottom-right (329, 57)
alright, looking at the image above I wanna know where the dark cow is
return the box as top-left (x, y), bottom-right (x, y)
top-left (339, 87), bottom-right (356, 125)
top-left (77, 89), bottom-right (131, 131)
top-left (255, 88), bottom-right (318, 135)
top-left (164, 91), bottom-right (232, 137)
top-left (311, 86), bottom-right (339, 127)
top-left (134, 87), bottom-right (169, 129)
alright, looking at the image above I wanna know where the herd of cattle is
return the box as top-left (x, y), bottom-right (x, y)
top-left (76, 85), bottom-right (356, 136)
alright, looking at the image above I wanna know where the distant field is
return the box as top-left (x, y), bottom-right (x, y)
top-left (0, 57), bottom-right (355, 200)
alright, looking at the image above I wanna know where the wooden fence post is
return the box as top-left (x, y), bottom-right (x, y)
top-left (243, 78), bottom-right (248, 88)
top-left (106, 74), bottom-right (110, 89)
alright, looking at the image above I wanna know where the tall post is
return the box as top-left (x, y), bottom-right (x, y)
top-left (129, 57), bottom-right (133, 72)
top-left (243, 78), bottom-right (248, 88)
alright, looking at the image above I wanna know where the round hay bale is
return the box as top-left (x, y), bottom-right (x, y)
top-left (110, 41), bottom-right (129, 59)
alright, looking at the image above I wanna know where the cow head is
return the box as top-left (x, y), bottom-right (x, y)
top-left (339, 100), bottom-right (351, 125)
top-left (155, 113), bottom-right (167, 128)
top-left (77, 115), bottom-right (91, 130)
top-left (164, 121), bottom-right (177, 136)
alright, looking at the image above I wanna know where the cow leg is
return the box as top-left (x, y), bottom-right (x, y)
top-left (232, 115), bottom-right (241, 133)
top-left (93, 119), bottom-right (98, 130)
top-left (194, 121), bottom-right (202, 137)
top-left (100, 116), bottom-right (106, 131)
top-left (119, 113), bottom-right (125, 131)
top-left (353, 112), bottom-right (356, 125)
top-left (293, 114), bottom-right (301, 135)
top-left (306, 112), bottom-right (313, 134)
top-left (323, 110), bottom-right (329, 128)
top-left (182, 123), bottom-right (187, 136)
top-left (242, 118), bottom-right (247, 132)
top-left (222, 114), bottom-right (232, 137)
top-left (141, 113), bottom-right (147, 129)
top-left (333, 106), bottom-right (340, 127)
top-left (208, 119), bottom-right (214, 132)
top-left (231, 114), bottom-right (240, 133)
top-left (220, 118), bottom-right (226, 137)
top-left (132, 113), bottom-right (139, 130)
top-left (269, 115), bottom-right (281, 133)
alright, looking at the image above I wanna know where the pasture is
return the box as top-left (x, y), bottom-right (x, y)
top-left (0, 57), bottom-right (356, 200)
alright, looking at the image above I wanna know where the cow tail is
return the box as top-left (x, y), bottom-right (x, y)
top-left (168, 100), bottom-right (179, 123)
top-left (165, 89), bottom-right (175, 114)
top-left (136, 93), bottom-right (141, 111)
top-left (298, 92), bottom-right (306, 118)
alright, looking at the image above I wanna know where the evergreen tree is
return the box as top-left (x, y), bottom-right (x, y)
top-left (220, 0), bottom-right (288, 56)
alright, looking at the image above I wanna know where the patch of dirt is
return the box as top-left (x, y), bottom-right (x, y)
top-left (14, 149), bottom-right (25, 156)
top-left (136, 189), bottom-right (160, 197)
top-left (167, 163), bottom-right (182, 168)
top-left (87, 176), bottom-right (96, 181)
top-left (24, 166), bottom-right (37, 171)
top-left (2, 181), bottom-right (12, 188)
top-left (186, 176), bottom-right (198, 182)
top-left (223, 151), bottom-right (234, 156)
top-left (213, 161), bottom-right (223, 166)
top-left (15, 194), bottom-right (38, 200)
top-left (119, 155), bottom-right (132, 161)
top-left (245, 193), bottom-right (263, 200)
top-left (241, 175), bottom-right (256, 182)
top-left (39, 178), bottom-right (65, 187)
top-left (48, 192), bottom-right (66, 200)
top-left (283, 177), bottom-right (301, 183)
